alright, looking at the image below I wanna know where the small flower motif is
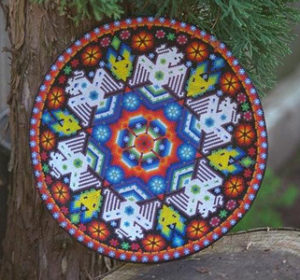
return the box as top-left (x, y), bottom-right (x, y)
top-left (164, 103), bottom-right (181, 121)
top-left (100, 36), bottom-right (111, 47)
top-left (41, 130), bottom-right (56, 151)
top-left (42, 164), bottom-right (49, 173)
top-left (149, 176), bottom-right (166, 194)
top-left (106, 166), bottom-right (124, 184)
top-left (224, 176), bottom-right (245, 198)
top-left (109, 238), bottom-right (119, 247)
top-left (51, 182), bottom-right (70, 204)
top-left (178, 144), bottom-right (196, 161)
top-left (88, 221), bottom-right (110, 241)
top-left (99, 61), bottom-right (105, 67)
top-left (184, 61), bottom-right (192, 68)
top-left (244, 168), bottom-right (252, 178)
top-left (209, 216), bottom-right (220, 227)
top-left (243, 111), bottom-right (253, 121)
top-left (78, 224), bottom-right (86, 232)
top-left (248, 147), bottom-right (256, 157)
top-left (155, 29), bottom-right (165, 39)
top-left (71, 59), bottom-right (79, 68)
top-left (132, 31), bottom-right (154, 51)
top-left (45, 175), bottom-right (53, 185)
top-left (241, 102), bottom-right (250, 112)
top-left (123, 93), bottom-right (140, 111)
top-left (41, 111), bottom-right (52, 124)
top-left (237, 92), bottom-right (246, 103)
top-left (81, 45), bottom-right (102, 66)
top-left (186, 220), bottom-right (209, 239)
top-left (120, 30), bottom-right (131, 40)
top-left (61, 206), bottom-right (69, 215)
top-left (131, 243), bottom-right (140, 251)
top-left (166, 33), bottom-right (175, 40)
top-left (47, 87), bottom-right (65, 109)
top-left (220, 72), bottom-right (241, 95)
top-left (186, 41), bottom-right (209, 62)
top-left (234, 124), bottom-right (255, 146)
top-left (121, 242), bottom-right (130, 250)
top-left (226, 199), bottom-right (237, 210)
top-left (142, 234), bottom-right (166, 252)
top-left (177, 34), bottom-right (187, 45)
top-left (58, 75), bottom-right (66, 84)
top-left (92, 125), bottom-right (111, 142)
top-left (40, 151), bottom-right (48, 161)
top-left (63, 177), bottom-right (69, 184)
top-left (219, 210), bottom-right (228, 218)
top-left (63, 65), bottom-right (72, 75)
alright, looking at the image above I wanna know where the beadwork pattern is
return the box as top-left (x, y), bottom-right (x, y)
top-left (30, 17), bottom-right (268, 263)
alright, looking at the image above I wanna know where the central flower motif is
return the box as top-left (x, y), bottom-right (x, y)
top-left (117, 115), bottom-right (172, 172)
top-left (90, 90), bottom-right (201, 196)
top-left (106, 104), bottom-right (181, 181)
top-left (135, 134), bottom-right (154, 153)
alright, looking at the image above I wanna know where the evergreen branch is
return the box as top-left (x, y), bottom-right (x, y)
top-left (31, 0), bottom-right (300, 96)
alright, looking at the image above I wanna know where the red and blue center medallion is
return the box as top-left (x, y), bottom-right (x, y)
top-left (30, 17), bottom-right (268, 263)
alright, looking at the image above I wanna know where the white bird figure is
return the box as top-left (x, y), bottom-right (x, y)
top-left (101, 187), bottom-right (161, 241)
top-left (166, 159), bottom-right (223, 218)
top-left (48, 131), bottom-right (103, 192)
top-left (129, 44), bottom-right (188, 98)
top-left (65, 69), bottom-right (124, 127)
top-left (186, 95), bottom-right (240, 154)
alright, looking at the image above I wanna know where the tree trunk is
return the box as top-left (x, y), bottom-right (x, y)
top-left (1, 1), bottom-right (119, 279)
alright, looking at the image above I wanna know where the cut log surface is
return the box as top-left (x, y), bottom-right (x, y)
top-left (102, 229), bottom-right (300, 280)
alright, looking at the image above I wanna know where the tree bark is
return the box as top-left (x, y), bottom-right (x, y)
top-left (1, 1), bottom-right (119, 279)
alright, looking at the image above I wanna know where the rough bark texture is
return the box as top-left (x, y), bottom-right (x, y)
top-left (0, 148), bottom-right (9, 260)
top-left (102, 228), bottom-right (300, 280)
top-left (0, 1), bottom-right (119, 279)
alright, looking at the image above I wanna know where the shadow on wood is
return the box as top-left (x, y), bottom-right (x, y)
top-left (101, 228), bottom-right (300, 280)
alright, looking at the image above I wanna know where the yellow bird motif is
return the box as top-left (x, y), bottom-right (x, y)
top-left (157, 205), bottom-right (185, 238)
top-left (207, 146), bottom-right (244, 175)
top-left (186, 63), bottom-right (220, 98)
top-left (107, 44), bottom-right (133, 82)
top-left (51, 110), bottom-right (81, 136)
top-left (70, 188), bottom-right (102, 224)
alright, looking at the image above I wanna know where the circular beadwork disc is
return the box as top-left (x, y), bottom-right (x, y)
top-left (30, 17), bottom-right (268, 263)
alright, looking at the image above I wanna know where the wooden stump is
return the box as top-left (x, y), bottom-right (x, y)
top-left (101, 228), bottom-right (300, 280)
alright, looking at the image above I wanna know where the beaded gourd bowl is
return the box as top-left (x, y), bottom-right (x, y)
top-left (30, 17), bottom-right (267, 263)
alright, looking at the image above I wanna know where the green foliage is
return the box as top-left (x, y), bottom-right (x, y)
top-left (31, 0), bottom-right (300, 95)
top-left (232, 169), bottom-right (299, 231)
top-left (33, 0), bottom-right (124, 24)
top-left (132, 0), bottom-right (300, 95)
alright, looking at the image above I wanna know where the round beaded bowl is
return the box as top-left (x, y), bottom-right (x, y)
top-left (30, 17), bottom-right (267, 263)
